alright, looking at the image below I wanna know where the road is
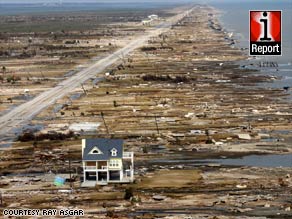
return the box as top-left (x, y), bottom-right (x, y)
top-left (0, 8), bottom-right (194, 142)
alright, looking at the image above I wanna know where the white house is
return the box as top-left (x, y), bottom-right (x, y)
top-left (142, 14), bottom-right (159, 26)
top-left (81, 138), bottom-right (134, 187)
top-left (142, 19), bottom-right (152, 26)
top-left (148, 14), bottom-right (159, 20)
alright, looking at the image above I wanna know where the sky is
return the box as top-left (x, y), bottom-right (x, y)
top-left (1, 0), bottom-right (290, 3)
top-left (0, 0), bottom-right (292, 4)
top-left (0, 0), bottom-right (195, 3)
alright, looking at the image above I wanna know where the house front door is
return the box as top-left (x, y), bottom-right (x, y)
top-left (98, 172), bottom-right (107, 181)
top-left (86, 172), bottom-right (97, 181)
top-left (109, 170), bottom-right (120, 181)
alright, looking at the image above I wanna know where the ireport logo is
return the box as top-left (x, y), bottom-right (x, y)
top-left (249, 10), bottom-right (282, 56)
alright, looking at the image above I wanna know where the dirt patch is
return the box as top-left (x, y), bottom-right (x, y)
top-left (137, 169), bottom-right (201, 188)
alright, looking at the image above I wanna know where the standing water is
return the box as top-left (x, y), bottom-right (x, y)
top-left (210, 0), bottom-right (292, 98)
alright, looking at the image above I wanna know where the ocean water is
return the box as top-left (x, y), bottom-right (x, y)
top-left (211, 1), bottom-right (292, 93)
top-left (0, 2), bottom-right (184, 15)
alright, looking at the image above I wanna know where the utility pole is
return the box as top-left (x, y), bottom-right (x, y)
top-left (41, 72), bottom-right (46, 80)
top-left (68, 151), bottom-right (73, 191)
top-left (2, 66), bottom-right (6, 75)
top-left (121, 52), bottom-right (126, 65)
top-left (101, 112), bottom-right (109, 135)
top-left (26, 71), bottom-right (32, 81)
top-left (154, 115), bottom-right (160, 135)
top-left (81, 83), bottom-right (87, 95)
top-left (0, 191), bottom-right (3, 206)
top-left (67, 96), bottom-right (72, 105)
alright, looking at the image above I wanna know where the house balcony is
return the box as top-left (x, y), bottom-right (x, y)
top-left (123, 169), bottom-right (134, 181)
top-left (123, 152), bottom-right (134, 159)
top-left (84, 166), bottom-right (108, 171)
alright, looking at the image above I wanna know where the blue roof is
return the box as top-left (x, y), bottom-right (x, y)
top-left (83, 138), bottom-right (123, 161)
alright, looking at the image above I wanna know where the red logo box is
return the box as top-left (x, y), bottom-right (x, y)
top-left (249, 10), bottom-right (282, 56)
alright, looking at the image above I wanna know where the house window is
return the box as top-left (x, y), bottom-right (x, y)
top-left (111, 148), bottom-right (117, 157)
top-left (109, 159), bottom-right (119, 167)
top-left (89, 146), bottom-right (103, 155)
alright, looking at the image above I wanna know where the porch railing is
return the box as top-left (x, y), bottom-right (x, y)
top-left (123, 152), bottom-right (134, 159)
top-left (84, 166), bottom-right (96, 170)
top-left (85, 166), bottom-right (108, 170)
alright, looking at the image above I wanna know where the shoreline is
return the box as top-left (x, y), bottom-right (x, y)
top-left (214, 4), bottom-right (292, 100)
top-left (212, 6), bottom-right (292, 104)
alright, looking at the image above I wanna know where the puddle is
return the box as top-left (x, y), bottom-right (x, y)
top-left (151, 145), bottom-right (167, 153)
top-left (260, 138), bottom-right (281, 143)
top-left (53, 103), bottom-right (65, 113)
top-left (12, 123), bottom-right (44, 136)
top-left (151, 153), bottom-right (292, 168)
top-left (64, 66), bottom-right (84, 77)
top-left (272, 130), bottom-right (292, 135)
top-left (92, 77), bottom-right (104, 85)
top-left (64, 70), bottom-right (77, 77)
top-left (0, 123), bottom-right (44, 148)
top-left (205, 154), bottom-right (292, 168)
top-left (70, 93), bottom-right (83, 100)
top-left (0, 137), bottom-right (15, 148)
top-left (5, 172), bottom-right (45, 177)
top-left (52, 93), bottom-right (84, 113)
top-left (22, 124), bottom-right (44, 132)
top-left (0, 95), bottom-right (35, 117)
top-left (12, 94), bottom-right (34, 101)
top-left (0, 105), bottom-right (18, 117)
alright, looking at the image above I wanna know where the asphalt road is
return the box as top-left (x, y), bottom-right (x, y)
top-left (0, 8), bottom-right (193, 142)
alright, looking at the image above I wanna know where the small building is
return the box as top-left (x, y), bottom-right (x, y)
top-left (82, 138), bottom-right (134, 187)
top-left (142, 15), bottom-right (159, 26)
top-left (69, 122), bottom-right (100, 132)
top-left (142, 19), bottom-right (152, 26)
top-left (237, 133), bottom-right (251, 140)
top-left (148, 14), bottom-right (159, 20)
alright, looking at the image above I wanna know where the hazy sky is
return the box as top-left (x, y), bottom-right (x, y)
top-left (1, 0), bottom-right (290, 3)
top-left (0, 0), bottom-right (195, 3)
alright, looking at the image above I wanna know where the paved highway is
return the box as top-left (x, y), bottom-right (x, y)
top-left (0, 8), bottom-right (193, 141)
